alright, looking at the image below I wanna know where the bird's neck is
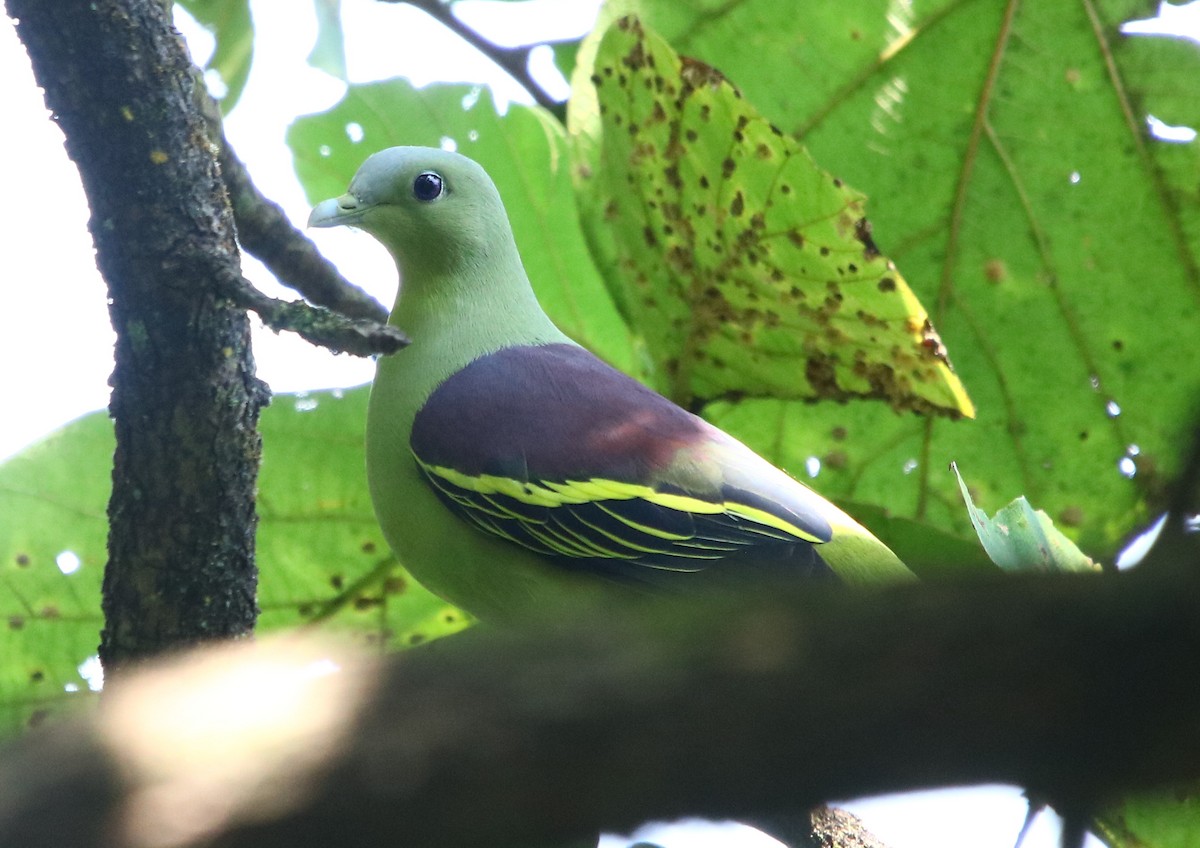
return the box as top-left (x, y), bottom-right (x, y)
top-left (387, 244), bottom-right (571, 393)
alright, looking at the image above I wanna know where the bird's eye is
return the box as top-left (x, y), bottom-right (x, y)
top-left (413, 172), bottom-right (445, 202)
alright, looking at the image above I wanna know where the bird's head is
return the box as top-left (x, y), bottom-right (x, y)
top-left (308, 146), bottom-right (514, 276)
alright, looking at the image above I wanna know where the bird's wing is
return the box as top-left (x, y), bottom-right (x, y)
top-left (410, 343), bottom-right (840, 585)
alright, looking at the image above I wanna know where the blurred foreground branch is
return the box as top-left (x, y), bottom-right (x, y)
top-left (2, 563), bottom-right (1198, 848)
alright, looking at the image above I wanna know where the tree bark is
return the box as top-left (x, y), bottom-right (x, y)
top-left (8, 0), bottom-right (268, 667)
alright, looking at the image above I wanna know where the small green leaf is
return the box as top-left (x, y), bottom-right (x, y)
top-left (952, 462), bottom-right (1099, 573)
top-left (573, 16), bottom-right (974, 418)
top-left (552, 39), bottom-right (582, 83)
top-left (306, 0), bottom-right (347, 79)
top-left (178, 0), bottom-right (254, 113)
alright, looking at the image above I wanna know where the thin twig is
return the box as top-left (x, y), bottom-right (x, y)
top-left (390, 0), bottom-right (568, 120)
top-left (191, 70), bottom-right (391, 325)
top-left (218, 131), bottom-right (391, 323)
top-left (220, 270), bottom-right (408, 357)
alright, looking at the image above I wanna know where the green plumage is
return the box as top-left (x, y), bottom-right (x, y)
top-left (309, 146), bottom-right (912, 621)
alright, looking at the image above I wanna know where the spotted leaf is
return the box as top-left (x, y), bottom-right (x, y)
top-left (575, 16), bottom-right (973, 419)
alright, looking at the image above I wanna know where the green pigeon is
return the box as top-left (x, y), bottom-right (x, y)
top-left (309, 146), bottom-right (912, 622)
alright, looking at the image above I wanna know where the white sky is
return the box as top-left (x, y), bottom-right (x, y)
top-left (4, 1), bottom-right (1198, 845)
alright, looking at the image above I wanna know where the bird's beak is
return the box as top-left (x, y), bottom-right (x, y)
top-left (308, 192), bottom-right (366, 229)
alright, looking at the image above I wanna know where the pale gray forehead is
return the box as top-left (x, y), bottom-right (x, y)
top-left (348, 146), bottom-right (490, 204)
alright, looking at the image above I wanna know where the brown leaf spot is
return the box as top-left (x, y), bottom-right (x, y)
top-left (667, 244), bottom-right (694, 272)
top-left (15, 553), bottom-right (30, 567)
top-left (624, 38), bottom-right (647, 70)
top-left (919, 319), bottom-right (950, 363)
top-left (1059, 505), bottom-right (1084, 527)
top-left (730, 192), bottom-right (745, 217)
top-left (854, 218), bottom-right (881, 259)
top-left (805, 355), bottom-right (839, 394)
top-left (680, 55), bottom-right (727, 88)
top-left (855, 309), bottom-right (889, 329)
top-left (8, 616), bottom-right (24, 630)
top-left (384, 576), bottom-right (408, 595)
top-left (823, 450), bottom-right (848, 470)
top-left (831, 426), bottom-right (848, 441)
top-left (878, 277), bottom-right (896, 292)
top-left (722, 157), bottom-right (736, 178)
top-left (984, 258), bottom-right (1007, 283)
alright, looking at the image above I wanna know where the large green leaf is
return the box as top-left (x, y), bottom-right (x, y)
top-left (574, 16), bottom-right (975, 417)
top-left (583, 0), bottom-right (1200, 556)
top-left (287, 80), bottom-right (637, 374)
top-left (0, 388), bottom-right (467, 739)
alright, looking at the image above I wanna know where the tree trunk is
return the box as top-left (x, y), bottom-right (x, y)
top-left (8, 0), bottom-right (268, 668)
